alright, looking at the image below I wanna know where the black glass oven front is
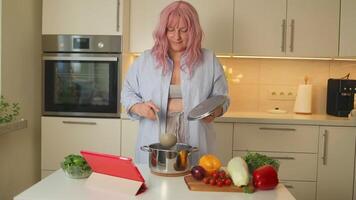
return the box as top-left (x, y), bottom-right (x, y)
top-left (43, 55), bottom-right (120, 118)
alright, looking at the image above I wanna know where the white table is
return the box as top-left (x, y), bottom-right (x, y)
top-left (14, 165), bottom-right (295, 200)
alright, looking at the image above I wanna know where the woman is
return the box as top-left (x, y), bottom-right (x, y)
top-left (121, 1), bottom-right (229, 164)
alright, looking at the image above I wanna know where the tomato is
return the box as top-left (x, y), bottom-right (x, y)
top-left (219, 171), bottom-right (226, 178)
top-left (209, 178), bottom-right (216, 185)
top-left (224, 179), bottom-right (232, 186)
top-left (212, 172), bottom-right (219, 179)
top-left (217, 180), bottom-right (224, 187)
top-left (203, 177), bottom-right (210, 184)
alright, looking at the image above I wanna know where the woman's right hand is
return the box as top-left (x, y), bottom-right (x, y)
top-left (130, 101), bottom-right (160, 120)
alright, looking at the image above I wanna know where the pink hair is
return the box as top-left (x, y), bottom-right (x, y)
top-left (151, 1), bottom-right (203, 74)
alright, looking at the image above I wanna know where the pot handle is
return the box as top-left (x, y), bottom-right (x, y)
top-left (140, 145), bottom-right (151, 152)
top-left (189, 147), bottom-right (199, 155)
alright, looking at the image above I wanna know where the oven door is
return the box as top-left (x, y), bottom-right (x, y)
top-left (43, 53), bottom-right (121, 118)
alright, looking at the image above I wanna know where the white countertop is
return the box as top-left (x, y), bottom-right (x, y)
top-left (121, 111), bottom-right (356, 126)
top-left (15, 165), bottom-right (295, 200)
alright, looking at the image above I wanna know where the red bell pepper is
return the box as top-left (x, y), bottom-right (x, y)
top-left (252, 165), bottom-right (279, 190)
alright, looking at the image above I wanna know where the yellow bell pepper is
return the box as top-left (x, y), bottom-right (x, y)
top-left (198, 154), bottom-right (222, 175)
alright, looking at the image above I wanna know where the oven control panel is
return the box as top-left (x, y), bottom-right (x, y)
top-left (42, 35), bottom-right (121, 53)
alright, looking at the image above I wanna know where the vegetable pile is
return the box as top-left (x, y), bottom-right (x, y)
top-left (61, 154), bottom-right (92, 179)
top-left (191, 155), bottom-right (233, 187)
top-left (189, 152), bottom-right (280, 192)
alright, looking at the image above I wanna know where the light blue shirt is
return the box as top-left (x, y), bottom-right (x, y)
top-left (121, 48), bottom-right (230, 164)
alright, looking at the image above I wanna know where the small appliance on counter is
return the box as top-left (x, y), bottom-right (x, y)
top-left (349, 109), bottom-right (356, 120)
top-left (327, 77), bottom-right (356, 117)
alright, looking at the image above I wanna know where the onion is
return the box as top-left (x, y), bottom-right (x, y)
top-left (191, 165), bottom-right (206, 180)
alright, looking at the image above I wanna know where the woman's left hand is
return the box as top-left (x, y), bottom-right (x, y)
top-left (201, 106), bottom-right (223, 123)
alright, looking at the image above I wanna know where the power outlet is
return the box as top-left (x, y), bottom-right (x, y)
top-left (267, 86), bottom-right (297, 101)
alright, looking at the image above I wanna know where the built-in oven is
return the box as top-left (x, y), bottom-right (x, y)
top-left (42, 35), bottom-right (121, 118)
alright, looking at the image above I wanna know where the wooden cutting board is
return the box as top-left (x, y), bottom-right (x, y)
top-left (184, 175), bottom-right (254, 193)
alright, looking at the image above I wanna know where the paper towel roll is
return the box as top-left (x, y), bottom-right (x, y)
top-left (294, 84), bottom-right (312, 114)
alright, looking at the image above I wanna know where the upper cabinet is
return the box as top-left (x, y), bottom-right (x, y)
top-left (286, 0), bottom-right (339, 57)
top-left (129, 0), bottom-right (234, 54)
top-left (234, 0), bottom-right (287, 57)
top-left (339, 0), bottom-right (356, 57)
top-left (188, 0), bottom-right (234, 54)
top-left (42, 0), bottom-right (123, 35)
top-left (129, 0), bottom-right (174, 53)
top-left (234, 0), bottom-right (340, 57)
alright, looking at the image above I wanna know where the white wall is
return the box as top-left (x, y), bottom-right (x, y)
top-left (0, 0), bottom-right (42, 199)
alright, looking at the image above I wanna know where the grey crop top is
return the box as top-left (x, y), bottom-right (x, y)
top-left (169, 84), bottom-right (182, 99)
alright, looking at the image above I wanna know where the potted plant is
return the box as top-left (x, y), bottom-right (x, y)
top-left (0, 96), bottom-right (20, 124)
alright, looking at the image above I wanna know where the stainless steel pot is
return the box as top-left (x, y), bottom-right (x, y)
top-left (140, 143), bottom-right (198, 176)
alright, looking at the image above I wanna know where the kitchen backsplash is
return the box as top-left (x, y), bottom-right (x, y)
top-left (123, 54), bottom-right (356, 114)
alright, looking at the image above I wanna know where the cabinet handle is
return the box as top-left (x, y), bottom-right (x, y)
top-left (281, 19), bottom-right (287, 52)
top-left (284, 184), bottom-right (294, 189)
top-left (321, 130), bottom-right (328, 165)
top-left (280, 182), bottom-right (294, 189)
top-left (269, 156), bottom-right (295, 160)
top-left (259, 127), bottom-right (296, 132)
top-left (116, 0), bottom-right (120, 32)
top-left (285, 185), bottom-right (293, 189)
top-left (289, 19), bottom-right (295, 52)
top-left (62, 121), bottom-right (97, 125)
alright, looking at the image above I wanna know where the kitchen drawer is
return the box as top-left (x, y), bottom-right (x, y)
top-left (280, 181), bottom-right (316, 200)
top-left (234, 123), bottom-right (319, 153)
top-left (234, 151), bottom-right (317, 181)
top-left (41, 117), bottom-right (121, 171)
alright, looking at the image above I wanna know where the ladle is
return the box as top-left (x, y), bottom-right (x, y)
top-left (156, 111), bottom-right (177, 148)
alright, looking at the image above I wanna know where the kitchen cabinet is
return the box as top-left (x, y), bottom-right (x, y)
top-left (279, 181), bottom-right (316, 200)
top-left (129, 0), bottom-right (174, 53)
top-left (233, 122), bottom-right (319, 200)
top-left (129, 0), bottom-right (234, 54)
top-left (234, 0), bottom-right (339, 57)
top-left (234, 0), bottom-right (287, 57)
top-left (316, 126), bottom-right (356, 200)
top-left (339, 0), bottom-right (356, 57)
top-left (42, 0), bottom-right (123, 35)
top-left (41, 116), bottom-right (121, 178)
top-left (233, 123), bottom-right (319, 153)
top-left (213, 122), bottom-right (233, 166)
top-left (120, 119), bottom-right (139, 159)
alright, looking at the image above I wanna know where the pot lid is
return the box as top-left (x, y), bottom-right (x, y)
top-left (188, 95), bottom-right (228, 120)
